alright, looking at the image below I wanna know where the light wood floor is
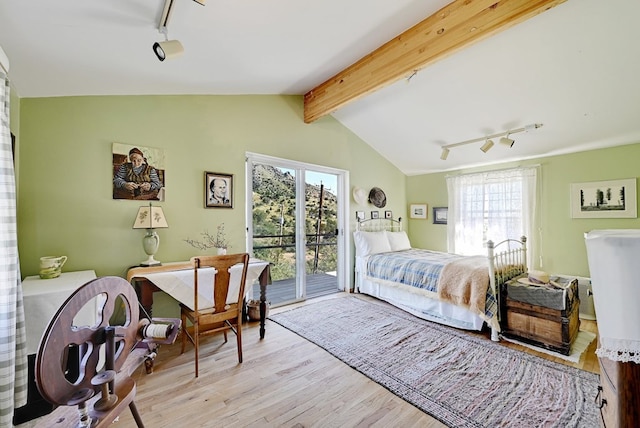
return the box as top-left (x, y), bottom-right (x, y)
top-left (20, 293), bottom-right (599, 428)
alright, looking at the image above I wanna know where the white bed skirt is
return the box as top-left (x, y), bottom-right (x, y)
top-left (356, 270), bottom-right (485, 331)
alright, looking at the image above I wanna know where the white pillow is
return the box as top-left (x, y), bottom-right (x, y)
top-left (353, 231), bottom-right (391, 257)
top-left (387, 231), bottom-right (412, 251)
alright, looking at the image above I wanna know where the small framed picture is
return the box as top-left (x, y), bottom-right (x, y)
top-left (371, 211), bottom-right (380, 219)
top-left (384, 210), bottom-right (392, 219)
top-left (356, 211), bottom-right (365, 221)
top-left (205, 172), bottom-right (233, 208)
top-left (433, 207), bottom-right (448, 224)
top-left (410, 204), bottom-right (427, 219)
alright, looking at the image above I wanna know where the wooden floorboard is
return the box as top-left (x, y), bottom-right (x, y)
top-left (19, 293), bottom-right (599, 427)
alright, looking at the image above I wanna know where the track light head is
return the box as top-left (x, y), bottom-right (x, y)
top-left (440, 148), bottom-right (450, 160)
top-left (499, 136), bottom-right (515, 148)
top-left (480, 139), bottom-right (494, 153)
top-left (153, 40), bottom-right (184, 61)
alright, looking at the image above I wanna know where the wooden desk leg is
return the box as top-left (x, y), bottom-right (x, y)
top-left (260, 283), bottom-right (267, 339)
top-left (133, 279), bottom-right (156, 319)
top-left (259, 265), bottom-right (270, 339)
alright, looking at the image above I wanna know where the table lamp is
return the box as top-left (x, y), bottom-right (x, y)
top-left (133, 203), bottom-right (169, 266)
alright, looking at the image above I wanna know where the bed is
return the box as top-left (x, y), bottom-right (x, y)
top-left (354, 218), bottom-right (527, 341)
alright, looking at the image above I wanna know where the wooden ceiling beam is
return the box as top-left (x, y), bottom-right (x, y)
top-left (303, 0), bottom-right (567, 123)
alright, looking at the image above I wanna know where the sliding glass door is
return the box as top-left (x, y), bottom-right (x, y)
top-left (246, 153), bottom-right (347, 307)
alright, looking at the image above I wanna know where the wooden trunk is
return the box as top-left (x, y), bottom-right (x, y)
top-left (597, 356), bottom-right (640, 427)
top-left (501, 278), bottom-right (580, 355)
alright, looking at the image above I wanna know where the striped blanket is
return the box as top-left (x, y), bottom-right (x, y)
top-left (365, 249), bottom-right (498, 327)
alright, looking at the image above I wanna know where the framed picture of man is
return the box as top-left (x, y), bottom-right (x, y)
top-left (112, 143), bottom-right (166, 201)
top-left (205, 172), bottom-right (233, 208)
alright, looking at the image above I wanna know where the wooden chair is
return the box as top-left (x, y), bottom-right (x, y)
top-left (180, 253), bottom-right (250, 377)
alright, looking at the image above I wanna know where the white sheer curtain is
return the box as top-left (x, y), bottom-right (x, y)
top-left (446, 167), bottom-right (538, 264)
top-left (0, 68), bottom-right (28, 427)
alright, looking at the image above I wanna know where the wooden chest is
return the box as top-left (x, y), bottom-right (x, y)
top-left (500, 276), bottom-right (580, 355)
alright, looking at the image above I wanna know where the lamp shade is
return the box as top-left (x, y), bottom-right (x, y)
top-left (133, 204), bottom-right (168, 229)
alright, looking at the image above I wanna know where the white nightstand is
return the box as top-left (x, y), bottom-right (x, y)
top-left (22, 270), bottom-right (97, 354)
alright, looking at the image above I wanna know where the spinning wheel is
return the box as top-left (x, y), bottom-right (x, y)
top-left (35, 276), bottom-right (144, 427)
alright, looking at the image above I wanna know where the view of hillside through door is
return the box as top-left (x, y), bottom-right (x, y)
top-left (246, 154), bottom-right (346, 307)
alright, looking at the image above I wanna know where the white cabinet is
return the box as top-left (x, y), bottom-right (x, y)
top-left (585, 230), bottom-right (640, 427)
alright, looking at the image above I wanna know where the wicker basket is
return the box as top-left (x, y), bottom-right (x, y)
top-left (247, 300), bottom-right (269, 321)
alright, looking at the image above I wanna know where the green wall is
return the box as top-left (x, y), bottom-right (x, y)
top-left (17, 93), bottom-right (639, 283)
top-left (406, 143), bottom-right (640, 277)
top-left (15, 95), bottom-right (406, 281)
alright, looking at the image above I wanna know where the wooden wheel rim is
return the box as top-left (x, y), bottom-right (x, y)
top-left (35, 276), bottom-right (139, 405)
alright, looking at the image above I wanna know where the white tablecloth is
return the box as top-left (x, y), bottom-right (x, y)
top-left (140, 260), bottom-right (268, 311)
top-left (22, 270), bottom-right (97, 355)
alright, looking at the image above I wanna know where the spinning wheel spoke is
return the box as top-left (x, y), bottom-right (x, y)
top-left (68, 325), bottom-right (97, 344)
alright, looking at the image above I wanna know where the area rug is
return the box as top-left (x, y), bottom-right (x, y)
top-left (269, 296), bottom-right (600, 428)
top-left (502, 330), bottom-right (597, 363)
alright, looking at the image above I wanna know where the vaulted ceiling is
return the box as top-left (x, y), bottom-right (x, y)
top-left (1, 0), bottom-right (639, 174)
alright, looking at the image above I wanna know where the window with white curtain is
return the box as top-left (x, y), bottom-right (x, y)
top-left (446, 167), bottom-right (538, 262)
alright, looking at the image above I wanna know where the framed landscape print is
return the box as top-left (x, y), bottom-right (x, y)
top-left (205, 172), bottom-right (233, 208)
top-left (410, 204), bottom-right (427, 219)
top-left (570, 178), bottom-right (636, 218)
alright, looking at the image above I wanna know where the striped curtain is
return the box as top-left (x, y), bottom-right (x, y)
top-left (0, 71), bottom-right (27, 427)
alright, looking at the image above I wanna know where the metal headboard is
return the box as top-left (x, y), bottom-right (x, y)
top-left (356, 217), bottom-right (403, 232)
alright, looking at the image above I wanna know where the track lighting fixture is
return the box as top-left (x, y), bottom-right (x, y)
top-left (153, 0), bottom-right (204, 61)
top-left (438, 123), bottom-right (543, 160)
top-left (480, 139), bottom-right (494, 153)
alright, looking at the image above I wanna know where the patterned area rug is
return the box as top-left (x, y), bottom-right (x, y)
top-left (269, 296), bottom-right (600, 428)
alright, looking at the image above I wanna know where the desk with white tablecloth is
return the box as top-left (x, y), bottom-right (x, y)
top-left (127, 259), bottom-right (271, 338)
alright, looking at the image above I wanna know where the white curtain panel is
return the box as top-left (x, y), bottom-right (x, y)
top-left (447, 167), bottom-right (538, 267)
top-left (0, 70), bottom-right (28, 426)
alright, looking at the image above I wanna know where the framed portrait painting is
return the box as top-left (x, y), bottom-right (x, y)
top-left (205, 172), bottom-right (233, 208)
top-left (112, 143), bottom-right (166, 201)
